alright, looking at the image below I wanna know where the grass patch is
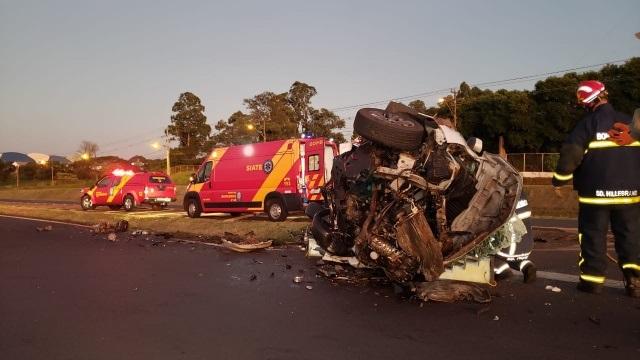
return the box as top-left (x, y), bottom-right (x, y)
top-left (170, 171), bottom-right (193, 186)
top-left (0, 204), bottom-right (307, 245)
top-left (523, 185), bottom-right (578, 218)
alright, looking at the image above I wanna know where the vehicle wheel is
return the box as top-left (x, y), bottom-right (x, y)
top-left (354, 108), bottom-right (424, 151)
top-left (266, 198), bottom-right (287, 222)
top-left (123, 195), bottom-right (135, 212)
top-left (81, 195), bottom-right (94, 211)
top-left (186, 198), bottom-right (202, 218)
top-left (108, 205), bottom-right (122, 211)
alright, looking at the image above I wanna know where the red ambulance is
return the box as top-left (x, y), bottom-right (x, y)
top-left (184, 138), bottom-right (337, 221)
top-left (80, 170), bottom-right (177, 211)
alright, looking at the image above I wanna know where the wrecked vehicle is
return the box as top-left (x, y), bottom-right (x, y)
top-left (307, 102), bottom-right (524, 286)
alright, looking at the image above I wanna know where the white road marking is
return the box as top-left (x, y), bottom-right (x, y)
top-left (515, 270), bottom-right (624, 289)
top-left (0, 214), bottom-right (93, 228)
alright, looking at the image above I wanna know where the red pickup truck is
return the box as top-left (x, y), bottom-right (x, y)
top-left (81, 170), bottom-right (177, 211)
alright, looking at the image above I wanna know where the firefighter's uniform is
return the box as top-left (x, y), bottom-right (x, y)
top-left (494, 194), bottom-right (536, 283)
top-left (553, 103), bottom-right (640, 293)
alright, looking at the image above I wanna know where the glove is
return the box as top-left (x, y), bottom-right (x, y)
top-left (608, 122), bottom-right (634, 146)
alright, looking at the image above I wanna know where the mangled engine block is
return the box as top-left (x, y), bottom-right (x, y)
top-left (310, 105), bottom-right (522, 284)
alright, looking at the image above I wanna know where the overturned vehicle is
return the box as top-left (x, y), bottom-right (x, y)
top-left (307, 102), bottom-right (525, 289)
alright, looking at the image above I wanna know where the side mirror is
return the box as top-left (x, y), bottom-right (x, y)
top-left (467, 137), bottom-right (483, 154)
top-left (189, 173), bottom-right (197, 184)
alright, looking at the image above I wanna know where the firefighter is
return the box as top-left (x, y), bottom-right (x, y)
top-left (494, 194), bottom-right (537, 283)
top-left (552, 80), bottom-right (640, 297)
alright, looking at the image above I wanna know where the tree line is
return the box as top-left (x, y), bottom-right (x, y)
top-left (165, 81), bottom-right (346, 164)
top-left (166, 58), bottom-right (638, 161)
top-left (408, 57), bottom-right (640, 153)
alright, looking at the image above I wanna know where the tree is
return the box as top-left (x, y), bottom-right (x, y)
top-left (288, 81), bottom-right (317, 133)
top-left (307, 108), bottom-right (346, 143)
top-left (243, 91), bottom-right (297, 142)
top-left (459, 89), bottom-right (538, 152)
top-left (407, 100), bottom-right (429, 114)
top-left (166, 92), bottom-right (211, 158)
top-left (77, 140), bottom-right (99, 159)
top-left (211, 111), bottom-right (259, 146)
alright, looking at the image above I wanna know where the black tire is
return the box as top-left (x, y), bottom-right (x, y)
top-left (108, 205), bottom-right (122, 211)
top-left (123, 195), bottom-right (135, 212)
top-left (265, 198), bottom-right (287, 222)
top-left (354, 108), bottom-right (424, 150)
top-left (80, 195), bottom-right (93, 211)
top-left (186, 198), bottom-right (202, 218)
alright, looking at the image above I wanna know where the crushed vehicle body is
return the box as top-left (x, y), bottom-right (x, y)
top-left (307, 102), bottom-right (523, 285)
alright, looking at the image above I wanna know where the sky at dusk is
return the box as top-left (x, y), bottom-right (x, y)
top-left (1, 0), bottom-right (638, 159)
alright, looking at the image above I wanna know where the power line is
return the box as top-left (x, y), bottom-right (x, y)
top-left (329, 57), bottom-right (633, 113)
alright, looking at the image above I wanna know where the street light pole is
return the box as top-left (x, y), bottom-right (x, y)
top-left (166, 147), bottom-right (171, 176)
top-left (12, 162), bottom-right (19, 188)
top-left (152, 141), bottom-right (171, 175)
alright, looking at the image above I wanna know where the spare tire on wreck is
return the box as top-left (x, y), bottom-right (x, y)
top-left (354, 108), bottom-right (425, 151)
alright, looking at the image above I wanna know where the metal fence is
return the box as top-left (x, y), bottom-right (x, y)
top-left (170, 165), bottom-right (199, 174)
top-left (506, 153), bottom-right (559, 173)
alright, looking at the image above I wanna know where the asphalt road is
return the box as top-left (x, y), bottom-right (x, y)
top-left (1, 217), bottom-right (638, 360)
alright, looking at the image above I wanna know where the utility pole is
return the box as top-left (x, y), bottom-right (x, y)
top-left (438, 88), bottom-right (459, 129)
top-left (452, 89), bottom-right (458, 129)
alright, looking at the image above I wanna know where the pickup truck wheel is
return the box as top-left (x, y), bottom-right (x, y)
top-left (108, 205), bottom-right (122, 211)
top-left (266, 198), bottom-right (287, 222)
top-left (123, 195), bottom-right (135, 212)
top-left (186, 198), bottom-right (202, 218)
top-left (354, 108), bottom-right (424, 151)
top-left (81, 195), bottom-right (94, 211)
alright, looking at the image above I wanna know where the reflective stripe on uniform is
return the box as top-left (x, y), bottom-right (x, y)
top-left (578, 196), bottom-right (640, 205)
top-left (588, 140), bottom-right (640, 149)
top-left (580, 274), bottom-right (605, 284)
top-left (519, 260), bottom-right (533, 271)
top-left (622, 263), bottom-right (640, 271)
top-left (517, 210), bottom-right (531, 220)
top-left (577, 233), bottom-right (585, 266)
top-left (553, 172), bottom-right (573, 181)
top-left (494, 263), bottom-right (510, 275)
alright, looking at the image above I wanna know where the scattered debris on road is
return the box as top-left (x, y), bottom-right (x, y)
top-left (91, 220), bottom-right (129, 234)
top-left (414, 280), bottom-right (492, 303)
top-left (293, 275), bottom-right (304, 283)
top-left (107, 233), bottom-right (117, 242)
top-left (545, 285), bottom-right (562, 293)
top-left (35, 225), bottom-right (53, 232)
top-left (221, 231), bottom-right (273, 252)
top-left (588, 316), bottom-right (601, 325)
top-left (222, 239), bottom-right (273, 252)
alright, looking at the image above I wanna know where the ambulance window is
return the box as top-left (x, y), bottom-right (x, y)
top-left (308, 155), bottom-right (320, 171)
top-left (198, 161), bottom-right (213, 182)
top-left (112, 177), bottom-right (122, 187)
top-left (96, 177), bottom-right (111, 187)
